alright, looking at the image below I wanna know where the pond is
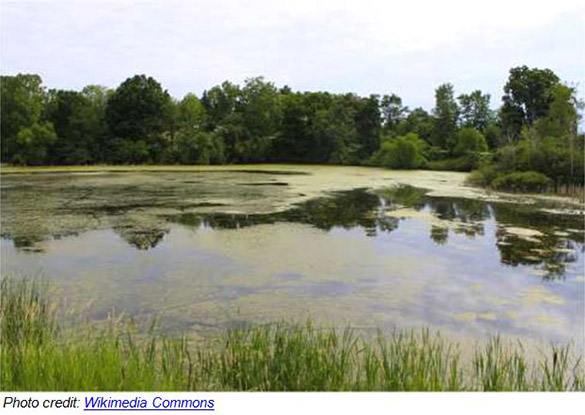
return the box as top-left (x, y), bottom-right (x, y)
top-left (1, 166), bottom-right (583, 346)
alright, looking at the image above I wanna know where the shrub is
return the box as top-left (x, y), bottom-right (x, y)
top-left (428, 152), bottom-right (489, 172)
top-left (371, 133), bottom-right (427, 169)
top-left (453, 127), bottom-right (488, 156)
top-left (468, 165), bottom-right (498, 186)
top-left (491, 171), bottom-right (553, 193)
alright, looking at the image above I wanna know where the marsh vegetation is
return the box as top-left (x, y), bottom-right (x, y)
top-left (2, 278), bottom-right (583, 391)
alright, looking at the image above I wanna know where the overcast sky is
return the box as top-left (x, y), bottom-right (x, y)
top-left (1, 0), bottom-right (584, 110)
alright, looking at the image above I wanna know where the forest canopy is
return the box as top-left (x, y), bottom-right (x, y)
top-left (1, 66), bottom-right (583, 192)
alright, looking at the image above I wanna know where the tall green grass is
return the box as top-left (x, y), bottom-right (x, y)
top-left (1, 278), bottom-right (583, 391)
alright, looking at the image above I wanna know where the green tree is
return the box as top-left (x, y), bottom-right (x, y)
top-left (432, 83), bottom-right (459, 150)
top-left (105, 75), bottom-right (173, 161)
top-left (458, 90), bottom-right (492, 131)
top-left (533, 84), bottom-right (581, 181)
top-left (500, 66), bottom-right (560, 137)
top-left (354, 94), bottom-right (381, 160)
top-left (1, 74), bottom-right (46, 162)
top-left (80, 85), bottom-right (111, 161)
top-left (372, 132), bottom-right (426, 169)
top-left (45, 90), bottom-right (101, 164)
top-left (453, 127), bottom-right (488, 156)
top-left (398, 107), bottom-right (433, 144)
top-left (172, 130), bottom-right (224, 164)
top-left (12, 122), bottom-right (57, 165)
top-left (534, 84), bottom-right (578, 139)
top-left (201, 81), bottom-right (240, 131)
top-left (310, 97), bottom-right (358, 164)
top-left (236, 77), bottom-right (282, 161)
top-left (272, 92), bottom-right (312, 161)
top-left (380, 93), bottom-right (408, 134)
top-left (177, 93), bottom-right (206, 131)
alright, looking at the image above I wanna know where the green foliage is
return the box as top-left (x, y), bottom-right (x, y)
top-left (2, 279), bottom-right (583, 391)
top-left (372, 133), bottom-right (427, 169)
top-left (428, 154), bottom-right (484, 172)
top-left (381, 93), bottom-right (408, 134)
top-left (310, 98), bottom-right (360, 164)
top-left (500, 66), bottom-right (560, 137)
top-left (432, 83), bottom-right (459, 149)
top-left (468, 164), bottom-right (499, 187)
top-left (272, 92), bottom-right (313, 161)
top-left (107, 138), bottom-right (151, 164)
top-left (171, 130), bottom-right (225, 165)
top-left (492, 135), bottom-right (583, 187)
top-left (458, 90), bottom-right (492, 131)
top-left (1, 66), bottom-right (580, 184)
top-left (490, 171), bottom-right (553, 193)
top-left (398, 107), bottom-right (434, 143)
top-left (201, 81), bottom-right (240, 130)
top-left (453, 127), bottom-right (488, 156)
top-left (1, 74), bottom-right (46, 162)
top-left (354, 94), bottom-right (382, 159)
top-left (201, 77), bottom-right (282, 162)
top-left (106, 75), bottom-right (173, 144)
top-left (484, 123), bottom-right (501, 149)
top-left (470, 70), bottom-right (582, 193)
top-left (177, 93), bottom-right (206, 131)
top-left (12, 122), bottom-right (58, 165)
top-left (45, 89), bottom-right (104, 164)
top-left (534, 84), bottom-right (578, 139)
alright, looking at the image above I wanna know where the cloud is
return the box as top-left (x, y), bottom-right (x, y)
top-left (1, 0), bottom-right (583, 110)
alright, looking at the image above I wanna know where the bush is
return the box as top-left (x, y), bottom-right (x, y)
top-left (107, 138), bottom-right (151, 164)
top-left (467, 165), bottom-right (498, 186)
top-left (371, 133), bottom-right (427, 169)
top-left (428, 152), bottom-right (489, 172)
top-left (491, 171), bottom-right (553, 193)
top-left (491, 136), bottom-right (584, 187)
top-left (453, 128), bottom-right (488, 156)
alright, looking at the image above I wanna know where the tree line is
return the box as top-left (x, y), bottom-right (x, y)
top-left (1, 66), bottom-right (582, 191)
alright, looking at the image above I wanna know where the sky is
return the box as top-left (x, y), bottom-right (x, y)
top-left (1, 0), bottom-right (584, 111)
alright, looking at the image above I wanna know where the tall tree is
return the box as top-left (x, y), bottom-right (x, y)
top-left (177, 93), bottom-right (206, 131)
top-left (398, 107), bottom-right (434, 144)
top-left (1, 74), bottom-right (46, 162)
top-left (237, 77), bottom-right (282, 161)
top-left (13, 122), bottom-right (57, 165)
top-left (432, 83), bottom-right (459, 150)
top-left (309, 96), bottom-right (358, 164)
top-left (201, 81), bottom-right (240, 130)
top-left (272, 92), bottom-right (312, 161)
top-left (500, 66), bottom-right (560, 137)
top-left (45, 90), bottom-right (101, 164)
top-left (105, 75), bottom-right (173, 162)
top-left (80, 85), bottom-right (112, 161)
top-left (354, 94), bottom-right (381, 160)
top-left (458, 90), bottom-right (492, 131)
top-left (533, 84), bottom-right (581, 180)
top-left (534, 84), bottom-right (578, 139)
top-left (380, 93), bottom-right (408, 134)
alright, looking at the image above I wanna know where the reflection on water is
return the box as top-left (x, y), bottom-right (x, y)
top-left (166, 186), bottom-right (583, 280)
top-left (1, 173), bottom-right (584, 345)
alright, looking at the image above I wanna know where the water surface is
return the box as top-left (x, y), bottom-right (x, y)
top-left (1, 168), bottom-right (583, 345)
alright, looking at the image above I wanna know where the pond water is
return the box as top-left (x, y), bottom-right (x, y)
top-left (1, 167), bottom-right (583, 345)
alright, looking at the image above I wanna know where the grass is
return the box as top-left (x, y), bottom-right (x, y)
top-left (1, 277), bottom-right (583, 391)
